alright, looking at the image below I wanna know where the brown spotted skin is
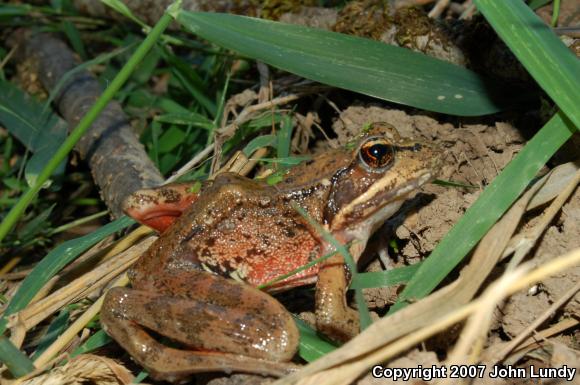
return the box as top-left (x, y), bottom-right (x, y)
top-left (101, 123), bottom-right (443, 382)
top-left (129, 173), bottom-right (332, 290)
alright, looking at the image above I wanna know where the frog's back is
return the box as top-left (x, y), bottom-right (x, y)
top-left (130, 173), bottom-right (323, 291)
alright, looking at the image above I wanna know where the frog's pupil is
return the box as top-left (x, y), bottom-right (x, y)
top-left (369, 144), bottom-right (387, 160)
top-left (360, 140), bottom-right (393, 169)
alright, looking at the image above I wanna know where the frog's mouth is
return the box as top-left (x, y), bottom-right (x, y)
top-left (333, 166), bottom-right (438, 234)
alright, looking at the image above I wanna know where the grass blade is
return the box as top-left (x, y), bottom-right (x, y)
top-left (0, 216), bottom-right (134, 334)
top-left (390, 111), bottom-right (575, 313)
top-left (0, 337), bottom-right (34, 377)
top-left (71, 330), bottom-right (112, 358)
top-left (176, 12), bottom-right (517, 116)
top-left (0, 80), bottom-right (68, 187)
top-left (0, 4), bottom-right (175, 246)
top-left (474, 0), bottom-right (580, 128)
top-left (242, 134), bottom-right (277, 156)
top-left (291, 204), bottom-right (373, 331)
top-left (31, 310), bottom-right (70, 360)
top-left (295, 317), bottom-right (336, 362)
top-left (350, 263), bottom-right (421, 290)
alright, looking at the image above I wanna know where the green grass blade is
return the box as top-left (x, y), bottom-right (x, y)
top-left (527, 0), bottom-right (551, 10)
top-left (0, 337), bottom-right (34, 377)
top-left (100, 0), bottom-right (147, 28)
top-left (171, 66), bottom-right (217, 117)
top-left (277, 114), bottom-right (293, 159)
top-left (0, 5), bottom-right (175, 246)
top-left (550, 0), bottom-right (560, 27)
top-left (390, 110), bottom-right (575, 313)
top-left (61, 20), bottom-right (88, 61)
top-left (0, 216), bottom-right (134, 334)
top-left (43, 43), bottom-right (138, 113)
top-left (31, 310), bottom-right (70, 360)
top-left (350, 263), bottom-right (421, 290)
top-left (258, 249), bottom-right (338, 291)
top-left (0, 80), bottom-right (68, 187)
top-left (0, 215), bottom-right (131, 380)
top-left (154, 112), bottom-right (214, 129)
top-left (474, 0), bottom-right (580, 128)
top-left (0, 4), bottom-right (32, 16)
top-left (71, 330), bottom-right (112, 358)
top-left (176, 12), bottom-right (517, 117)
top-left (242, 134), bottom-right (277, 156)
top-left (294, 317), bottom-right (336, 362)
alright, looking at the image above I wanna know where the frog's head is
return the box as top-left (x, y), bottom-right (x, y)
top-left (325, 122), bottom-right (443, 238)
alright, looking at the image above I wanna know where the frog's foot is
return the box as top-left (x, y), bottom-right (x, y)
top-left (101, 281), bottom-right (299, 382)
top-left (123, 182), bottom-right (201, 232)
top-left (315, 255), bottom-right (360, 342)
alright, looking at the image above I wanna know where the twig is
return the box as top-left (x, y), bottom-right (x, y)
top-left (10, 32), bottom-right (164, 217)
top-left (506, 169), bottom-right (579, 271)
top-left (502, 318), bottom-right (579, 365)
top-left (486, 281), bottom-right (580, 365)
top-left (428, 0), bottom-right (450, 18)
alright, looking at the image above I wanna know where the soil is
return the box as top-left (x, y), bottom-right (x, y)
top-left (332, 106), bottom-right (580, 385)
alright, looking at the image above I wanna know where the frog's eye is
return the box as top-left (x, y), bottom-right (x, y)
top-left (358, 137), bottom-right (395, 172)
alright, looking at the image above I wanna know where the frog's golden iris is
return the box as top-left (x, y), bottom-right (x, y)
top-left (359, 137), bottom-right (395, 171)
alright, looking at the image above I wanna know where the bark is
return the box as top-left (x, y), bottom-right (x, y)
top-left (10, 31), bottom-right (164, 218)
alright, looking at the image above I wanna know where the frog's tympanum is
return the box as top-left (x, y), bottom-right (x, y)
top-left (101, 123), bottom-right (442, 382)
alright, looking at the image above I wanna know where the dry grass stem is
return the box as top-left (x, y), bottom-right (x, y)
top-left (439, 269), bottom-right (531, 385)
top-left (237, 148), bottom-right (270, 177)
top-left (485, 280), bottom-right (580, 365)
top-left (287, 247), bottom-right (580, 385)
top-left (167, 144), bottom-right (214, 183)
top-left (163, 95), bottom-right (300, 182)
top-left (460, 3), bottom-right (477, 19)
top-left (223, 94), bottom-right (300, 134)
top-left (8, 234), bottom-right (155, 334)
top-left (213, 147), bottom-right (269, 178)
top-left (441, 166), bottom-right (579, 374)
top-left (8, 314), bottom-right (26, 349)
top-left (428, 0), bottom-right (450, 18)
top-left (502, 317), bottom-right (579, 365)
top-left (32, 272), bottom-right (133, 370)
top-left (502, 162), bottom-right (579, 259)
top-left (506, 168), bottom-right (580, 270)
top-left (20, 354), bottom-right (134, 385)
top-left (26, 239), bottom-right (113, 308)
top-left (276, 164), bottom-right (576, 385)
top-left (0, 257), bottom-right (22, 276)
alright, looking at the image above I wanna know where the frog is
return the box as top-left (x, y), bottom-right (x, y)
top-left (100, 122), bottom-right (443, 383)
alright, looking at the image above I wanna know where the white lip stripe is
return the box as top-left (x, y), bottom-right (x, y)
top-left (332, 170), bottom-right (433, 228)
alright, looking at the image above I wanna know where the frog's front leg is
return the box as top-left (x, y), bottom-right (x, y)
top-left (315, 253), bottom-right (360, 342)
top-left (101, 270), bottom-right (299, 382)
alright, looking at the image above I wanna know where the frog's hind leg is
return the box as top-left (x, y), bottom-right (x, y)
top-left (101, 303), bottom-right (295, 382)
top-left (101, 278), bottom-right (299, 381)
